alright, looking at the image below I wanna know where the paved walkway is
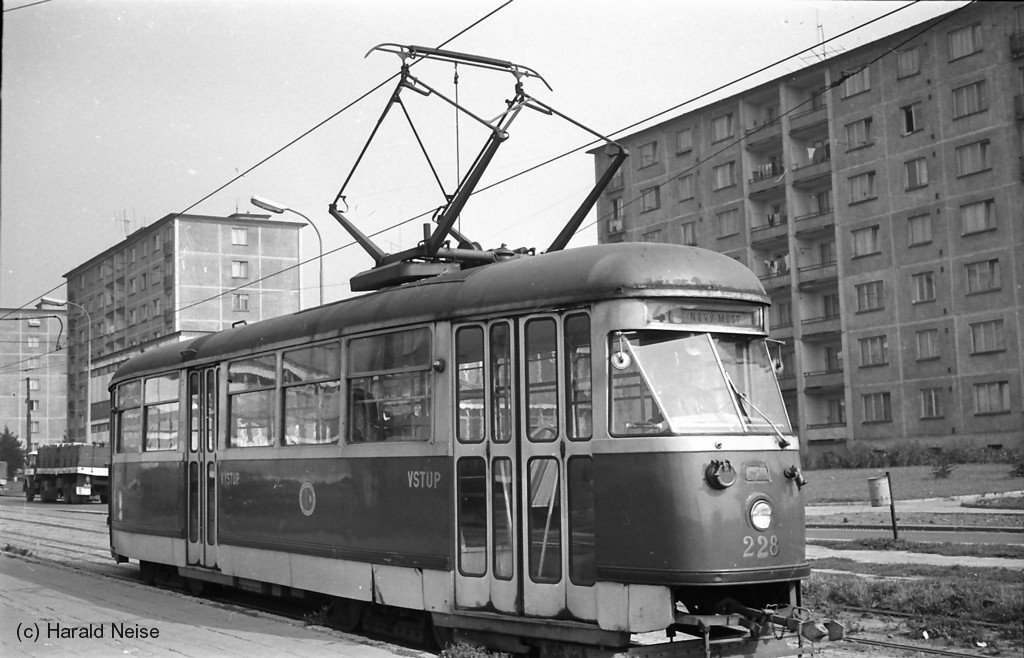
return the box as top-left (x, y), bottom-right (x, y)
top-left (805, 491), bottom-right (1024, 518)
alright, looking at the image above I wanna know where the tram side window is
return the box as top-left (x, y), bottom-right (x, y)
top-left (282, 342), bottom-right (341, 445)
top-left (528, 457), bottom-right (562, 583)
top-left (491, 323), bottom-right (512, 443)
top-left (228, 354), bottom-right (276, 447)
top-left (347, 327), bottom-right (432, 443)
top-left (456, 326), bottom-right (485, 443)
top-left (564, 313), bottom-right (592, 440)
top-left (116, 380), bottom-right (142, 453)
top-left (144, 373), bottom-right (180, 451)
top-left (525, 318), bottom-right (559, 441)
top-left (456, 457), bottom-right (487, 577)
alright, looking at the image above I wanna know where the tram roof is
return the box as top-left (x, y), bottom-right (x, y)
top-left (111, 243), bottom-right (767, 384)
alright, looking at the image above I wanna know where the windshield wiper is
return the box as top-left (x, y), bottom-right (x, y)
top-left (722, 371), bottom-right (790, 449)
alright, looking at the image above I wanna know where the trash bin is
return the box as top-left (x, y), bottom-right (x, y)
top-left (868, 474), bottom-right (891, 507)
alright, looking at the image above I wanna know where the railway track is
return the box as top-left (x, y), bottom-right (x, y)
top-left (843, 636), bottom-right (992, 657)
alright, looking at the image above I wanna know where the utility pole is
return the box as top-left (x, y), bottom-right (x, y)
top-left (25, 377), bottom-right (33, 454)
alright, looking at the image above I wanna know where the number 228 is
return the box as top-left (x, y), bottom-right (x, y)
top-left (742, 535), bottom-right (779, 558)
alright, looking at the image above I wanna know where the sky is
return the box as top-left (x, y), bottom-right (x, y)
top-left (1, 0), bottom-right (970, 310)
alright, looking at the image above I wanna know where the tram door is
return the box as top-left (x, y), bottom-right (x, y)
top-left (454, 314), bottom-right (594, 620)
top-left (186, 367), bottom-right (219, 568)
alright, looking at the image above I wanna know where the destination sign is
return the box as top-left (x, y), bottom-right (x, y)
top-left (647, 302), bottom-right (764, 332)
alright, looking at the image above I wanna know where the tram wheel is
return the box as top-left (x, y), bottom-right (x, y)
top-left (328, 598), bottom-right (363, 632)
top-left (185, 577), bottom-right (206, 597)
top-left (139, 561), bottom-right (158, 586)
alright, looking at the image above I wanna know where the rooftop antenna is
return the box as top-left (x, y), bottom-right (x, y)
top-left (329, 44), bottom-right (627, 291)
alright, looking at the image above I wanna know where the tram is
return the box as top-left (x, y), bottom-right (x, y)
top-left (107, 46), bottom-right (840, 656)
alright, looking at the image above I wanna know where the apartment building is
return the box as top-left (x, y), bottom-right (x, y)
top-left (0, 305), bottom-right (67, 449)
top-left (594, 2), bottom-right (1023, 455)
top-left (63, 212), bottom-right (303, 444)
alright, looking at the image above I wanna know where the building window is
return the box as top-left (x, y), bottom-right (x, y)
top-left (609, 168), bottom-right (623, 190)
top-left (848, 171), bottom-right (876, 204)
top-left (911, 271), bottom-right (935, 303)
top-left (231, 260), bottom-right (249, 279)
top-left (27, 336), bottom-right (40, 349)
top-left (900, 103), bottom-right (922, 134)
top-left (965, 259), bottom-right (1000, 294)
top-left (855, 280), bottom-right (884, 312)
top-left (680, 220), bottom-right (697, 246)
top-left (129, 278), bottom-right (136, 295)
top-left (232, 294), bottom-right (250, 312)
top-left (825, 344), bottom-right (843, 371)
top-left (140, 273), bottom-right (147, 290)
top-left (916, 328), bottom-right (940, 360)
top-left (973, 381), bottom-right (1010, 415)
top-left (710, 113), bottom-right (733, 142)
top-left (811, 189), bottom-right (833, 216)
top-left (712, 161), bottom-right (736, 190)
top-left (851, 225), bottom-right (880, 257)
top-left (232, 227), bottom-right (249, 246)
top-left (608, 198), bottom-right (624, 232)
top-left (840, 66), bottom-right (871, 98)
top-left (908, 214), bottom-right (932, 246)
top-left (862, 391), bottom-right (892, 423)
top-left (961, 199), bottom-right (995, 235)
top-left (948, 23), bottom-right (982, 60)
top-left (828, 397), bottom-right (846, 425)
top-left (970, 319), bottom-right (1005, 354)
top-left (823, 292), bottom-right (841, 318)
top-left (859, 335), bottom-right (888, 367)
top-left (28, 378), bottom-right (39, 391)
top-left (675, 128), bottom-right (693, 153)
top-left (920, 388), bottom-right (943, 419)
top-left (152, 299), bottom-right (161, 315)
top-left (129, 309), bottom-right (136, 324)
top-left (952, 80), bottom-right (987, 118)
top-left (639, 141), bottom-right (658, 168)
top-left (642, 229), bottom-right (662, 243)
top-left (154, 233), bottom-right (162, 252)
top-left (955, 140), bottom-right (990, 176)
top-left (677, 174), bottom-right (695, 200)
top-left (904, 157), bottom-right (928, 189)
top-left (844, 117), bottom-right (873, 149)
top-left (896, 47), bottom-right (921, 78)
top-left (640, 186), bottom-right (660, 212)
top-left (129, 247), bottom-right (136, 263)
top-left (716, 209), bottom-right (739, 238)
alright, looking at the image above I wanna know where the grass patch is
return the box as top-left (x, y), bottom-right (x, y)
top-left (803, 570), bottom-right (1023, 640)
top-left (809, 537), bottom-right (1024, 559)
top-left (802, 464), bottom-right (1024, 504)
top-left (440, 642), bottom-right (510, 658)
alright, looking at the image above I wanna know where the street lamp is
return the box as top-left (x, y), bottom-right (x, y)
top-left (251, 195), bottom-right (324, 307)
top-left (41, 297), bottom-right (92, 444)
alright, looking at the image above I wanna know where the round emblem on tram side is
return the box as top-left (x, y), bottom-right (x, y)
top-left (299, 481), bottom-right (316, 517)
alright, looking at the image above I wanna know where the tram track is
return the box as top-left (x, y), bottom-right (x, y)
top-left (842, 636), bottom-right (992, 657)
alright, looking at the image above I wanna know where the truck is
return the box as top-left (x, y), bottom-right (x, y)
top-left (24, 443), bottom-right (109, 504)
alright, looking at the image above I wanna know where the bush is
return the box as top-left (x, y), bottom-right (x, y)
top-left (807, 444), bottom-right (1022, 471)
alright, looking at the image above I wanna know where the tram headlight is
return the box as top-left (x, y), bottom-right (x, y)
top-left (750, 499), bottom-right (773, 531)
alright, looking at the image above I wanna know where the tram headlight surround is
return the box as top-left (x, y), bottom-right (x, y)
top-left (749, 499), bottom-right (773, 531)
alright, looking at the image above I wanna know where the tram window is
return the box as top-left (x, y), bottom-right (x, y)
top-left (490, 323), bottom-right (512, 443)
top-left (347, 328), bottom-right (432, 442)
top-left (228, 354), bottom-right (276, 447)
top-left (189, 373), bottom-right (200, 453)
top-left (564, 314), bottom-right (592, 440)
top-left (456, 326), bottom-right (485, 443)
top-left (116, 380), bottom-right (142, 453)
top-left (568, 456), bottom-right (596, 586)
top-left (282, 343), bottom-right (341, 445)
top-left (527, 457), bottom-right (562, 583)
top-left (457, 457), bottom-right (487, 577)
top-left (492, 457), bottom-right (514, 580)
top-left (525, 318), bottom-right (559, 441)
top-left (144, 373), bottom-right (180, 451)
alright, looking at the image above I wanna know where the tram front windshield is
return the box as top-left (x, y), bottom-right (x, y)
top-left (610, 331), bottom-right (791, 436)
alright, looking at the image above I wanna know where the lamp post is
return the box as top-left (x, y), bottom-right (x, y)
top-left (251, 195), bottom-right (324, 307)
top-left (42, 297), bottom-right (92, 443)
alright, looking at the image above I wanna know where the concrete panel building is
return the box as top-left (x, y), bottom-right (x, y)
top-left (0, 305), bottom-right (67, 450)
top-left (593, 2), bottom-right (1023, 456)
top-left (63, 212), bottom-right (303, 444)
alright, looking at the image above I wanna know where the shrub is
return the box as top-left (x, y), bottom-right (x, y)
top-left (807, 444), bottom-right (1023, 471)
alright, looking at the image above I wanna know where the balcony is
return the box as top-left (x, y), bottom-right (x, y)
top-left (748, 162), bottom-right (785, 197)
top-left (759, 270), bottom-right (791, 291)
top-left (789, 105), bottom-right (828, 135)
top-left (745, 122), bottom-right (782, 150)
top-left (750, 216), bottom-right (788, 245)
top-left (801, 314), bottom-right (841, 338)
top-left (797, 261), bottom-right (838, 287)
top-left (803, 368), bottom-right (845, 391)
top-left (792, 160), bottom-right (832, 189)
top-left (794, 209), bottom-right (835, 237)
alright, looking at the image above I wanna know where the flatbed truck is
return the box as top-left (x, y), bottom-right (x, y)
top-left (24, 443), bottom-right (109, 504)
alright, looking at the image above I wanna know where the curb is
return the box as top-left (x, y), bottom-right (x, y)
top-left (807, 523), bottom-right (1023, 534)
